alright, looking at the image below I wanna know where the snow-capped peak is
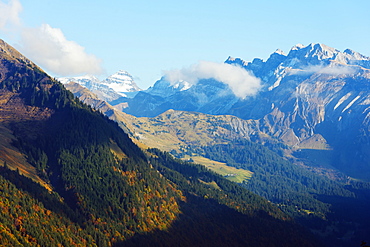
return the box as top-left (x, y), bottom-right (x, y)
top-left (225, 56), bottom-right (249, 67)
top-left (58, 69), bottom-right (142, 101)
top-left (172, 80), bottom-right (191, 91)
top-left (274, 49), bottom-right (286, 56)
top-left (287, 43), bottom-right (340, 62)
top-left (105, 70), bottom-right (133, 84)
top-left (343, 48), bottom-right (370, 61)
top-left (102, 70), bottom-right (141, 93)
top-left (307, 43), bottom-right (339, 59)
top-left (291, 44), bottom-right (305, 50)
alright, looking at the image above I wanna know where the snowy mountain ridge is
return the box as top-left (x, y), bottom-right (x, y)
top-left (102, 70), bottom-right (141, 93)
top-left (59, 70), bottom-right (142, 101)
top-left (227, 43), bottom-right (370, 86)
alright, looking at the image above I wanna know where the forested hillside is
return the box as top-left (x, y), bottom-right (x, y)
top-left (197, 140), bottom-right (370, 246)
top-left (0, 40), bottom-right (319, 246)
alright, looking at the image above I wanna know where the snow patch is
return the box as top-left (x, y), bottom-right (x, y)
top-left (334, 93), bottom-right (352, 110)
top-left (268, 77), bottom-right (282, 91)
top-left (274, 49), bottom-right (286, 55)
top-left (342, 95), bottom-right (360, 113)
top-left (360, 97), bottom-right (370, 105)
top-left (173, 80), bottom-right (191, 91)
top-left (291, 44), bottom-right (305, 50)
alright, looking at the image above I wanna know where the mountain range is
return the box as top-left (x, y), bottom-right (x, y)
top-left (61, 42), bottom-right (370, 246)
top-left (64, 43), bottom-right (370, 180)
top-left (0, 39), bottom-right (327, 246)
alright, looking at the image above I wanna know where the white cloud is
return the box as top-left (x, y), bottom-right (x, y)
top-left (0, 0), bottom-right (22, 31)
top-left (0, 0), bottom-right (103, 76)
top-left (163, 61), bottom-right (261, 98)
top-left (19, 24), bottom-right (103, 76)
top-left (290, 64), bottom-right (356, 76)
top-left (319, 65), bottom-right (356, 75)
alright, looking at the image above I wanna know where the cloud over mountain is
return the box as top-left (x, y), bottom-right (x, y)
top-left (163, 61), bottom-right (261, 98)
top-left (290, 64), bottom-right (357, 76)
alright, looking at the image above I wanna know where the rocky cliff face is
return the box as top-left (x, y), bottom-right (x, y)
top-left (228, 44), bottom-right (370, 177)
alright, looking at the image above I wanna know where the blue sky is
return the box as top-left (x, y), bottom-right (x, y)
top-left (1, 0), bottom-right (370, 89)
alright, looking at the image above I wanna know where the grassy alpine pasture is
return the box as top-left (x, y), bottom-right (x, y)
top-left (183, 155), bottom-right (253, 183)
